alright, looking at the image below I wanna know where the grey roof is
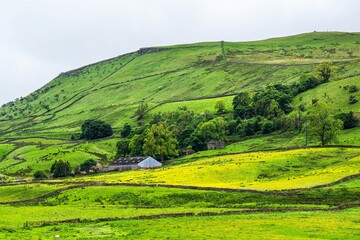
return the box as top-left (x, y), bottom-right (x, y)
top-left (110, 156), bottom-right (147, 166)
top-left (109, 156), bottom-right (162, 168)
top-left (137, 157), bottom-right (162, 168)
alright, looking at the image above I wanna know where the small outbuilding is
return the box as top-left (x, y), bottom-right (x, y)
top-left (207, 141), bottom-right (225, 150)
top-left (108, 156), bottom-right (162, 171)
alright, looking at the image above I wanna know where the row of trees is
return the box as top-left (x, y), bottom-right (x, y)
top-left (33, 159), bottom-right (98, 179)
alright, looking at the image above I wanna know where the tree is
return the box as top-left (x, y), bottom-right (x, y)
top-left (129, 134), bottom-right (145, 156)
top-left (315, 62), bottom-right (334, 83)
top-left (261, 120), bottom-right (274, 134)
top-left (253, 87), bottom-right (292, 117)
top-left (120, 123), bottom-right (132, 138)
top-left (233, 92), bottom-right (254, 119)
top-left (81, 119), bottom-right (113, 140)
top-left (50, 160), bottom-right (72, 178)
top-left (308, 103), bottom-right (343, 146)
top-left (74, 165), bottom-right (81, 175)
top-left (134, 102), bottom-right (148, 120)
top-left (33, 170), bottom-right (47, 180)
top-left (143, 123), bottom-right (178, 161)
top-left (286, 111), bottom-right (302, 131)
top-left (214, 100), bottom-right (226, 114)
top-left (116, 140), bottom-right (130, 157)
top-left (190, 117), bottom-right (228, 150)
top-left (236, 118), bottom-right (261, 137)
top-left (297, 74), bottom-right (320, 93)
top-left (80, 159), bottom-right (97, 173)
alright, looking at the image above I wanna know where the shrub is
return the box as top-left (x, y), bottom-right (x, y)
top-left (33, 170), bottom-right (47, 180)
top-left (336, 112), bottom-right (359, 129)
top-left (349, 85), bottom-right (358, 93)
top-left (312, 99), bottom-right (319, 105)
top-left (349, 95), bottom-right (358, 104)
top-left (298, 104), bottom-right (305, 112)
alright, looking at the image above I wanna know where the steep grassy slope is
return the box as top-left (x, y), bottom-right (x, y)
top-left (293, 75), bottom-right (360, 112)
top-left (0, 32), bottom-right (359, 138)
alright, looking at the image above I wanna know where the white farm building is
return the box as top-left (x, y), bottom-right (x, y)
top-left (108, 156), bottom-right (162, 171)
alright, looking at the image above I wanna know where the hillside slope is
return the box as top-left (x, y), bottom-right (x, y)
top-left (0, 31), bottom-right (359, 138)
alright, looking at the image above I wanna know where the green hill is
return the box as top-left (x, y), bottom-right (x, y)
top-left (0, 31), bottom-right (359, 138)
top-left (0, 31), bottom-right (358, 177)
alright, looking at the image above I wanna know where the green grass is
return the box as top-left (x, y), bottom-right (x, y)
top-left (0, 144), bottom-right (15, 160)
top-left (1, 208), bottom-right (359, 239)
top-left (43, 183), bottom-right (359, 209)
top-left (0, 184), bottom-right (67, 202)
top-left (148, 95), bottom-right (234, 115)
top-left (0, 138), bottom-right (118, 176)
top-left (293, 75), bottom-right (360, 113)
top-left (0, 181), bottom-right (358, 235)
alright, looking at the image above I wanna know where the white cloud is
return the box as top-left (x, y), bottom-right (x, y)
top-left (0, 0), bottom-right (359, 104)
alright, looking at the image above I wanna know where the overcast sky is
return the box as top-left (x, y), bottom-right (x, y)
top-left (0, 0), bottom-right (359, 105)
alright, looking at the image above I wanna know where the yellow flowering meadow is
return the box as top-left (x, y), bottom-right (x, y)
top-left (80, 148), bottom-right (360, 190)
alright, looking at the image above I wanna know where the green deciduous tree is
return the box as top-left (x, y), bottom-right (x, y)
top-left (261, 120), bottom-right (274, 134)
top-left (134, 102), bottom-right (148, 120)
top-left (120, 123), bottom-right (132, 138)
top-left (214, 100), bottom-right (226, 114)
top-left (308, 102), bottom-right (343, 146)
top-left (81, 119), bottom-right (113, 140)
top-left (143, 123), bottom-right (178, 161)
top-left (50, 160), bottom-right (72, 178)
top-left (315, 62), bottom-right (335, 83)
top-left (190, 117), bottom-right (228, 150)
top-left (233, 92), bottom-right (254, 119)
top-left (129, 134), bottom-right (145, 156)
top-left (252, 86), bottom-right (292, 118)
top-left (80, 159), bottom-right (97, 173)
top-left (116, 140), bottom-right (130, 157)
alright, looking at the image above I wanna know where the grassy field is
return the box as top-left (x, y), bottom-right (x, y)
top-left (0, 183), bottom-right (68, 202)
top-left (66, 147), bottom-right (360, 190)
top-left (0, 179), bottom-right (358, 237)
top-left (0, 208), bottom-right (358, 239)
